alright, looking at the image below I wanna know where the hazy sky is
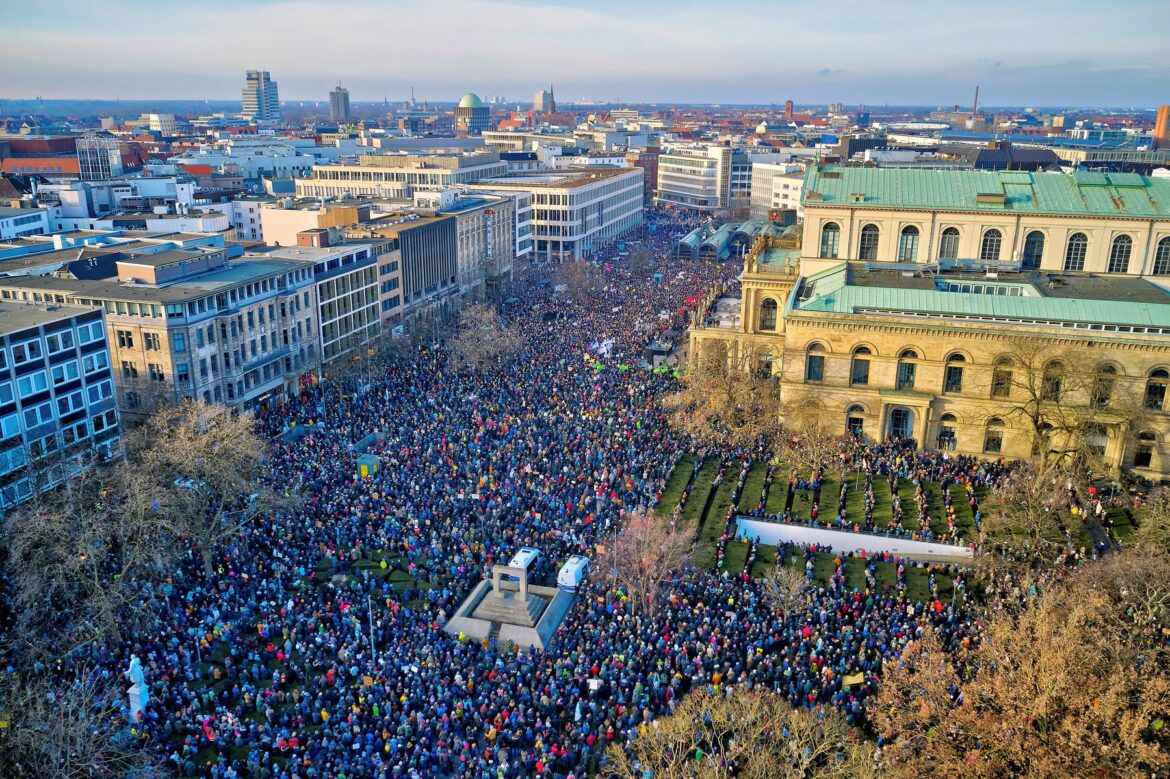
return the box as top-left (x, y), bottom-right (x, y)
top-left (3, 0), bottom-right (1167, 106)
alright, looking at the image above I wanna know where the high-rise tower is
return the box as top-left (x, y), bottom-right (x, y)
top-left (329, 85), bottom-right (351, 123)
top-left (241, 70), bottom-right (281, 121)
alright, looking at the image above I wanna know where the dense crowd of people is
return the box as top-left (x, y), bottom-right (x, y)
top-left (7, 211), bottom-right (1001, 778)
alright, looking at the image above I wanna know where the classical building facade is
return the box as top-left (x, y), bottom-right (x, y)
top-left (690, 167), bottom-right (1170, 478)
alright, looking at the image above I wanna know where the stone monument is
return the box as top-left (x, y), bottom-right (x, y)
top-left (443, 557), bottom-right (578, 651)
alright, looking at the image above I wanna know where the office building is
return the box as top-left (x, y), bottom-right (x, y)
top-left (749, 163), bottom-right (805, 221)
top-left (533, 87), bottom-right (555, 114)
top-left (416, 190), bottom-right (515, 299)
top-left (140, 113), bottom-right (177, 135)
top-left (260, 200), bottom-right (374, 248)
top-left (76, 133), bottom-right (124, 181)
top-left (656, 145), bottom-right (785, 218)
top-left (329, 85), bottom-right (351, 123)
top-left (347, 215), bottom-right (459, 329)
top-left (295, 150), bottom-right (507, 200)
top-left (0, 302), bottom-right (121, 509)
top-left (470, 167), bottom-right (644, 262)
top-left (35, 174), bottom-right (199, 231)
top-left (0, 248), bottom-right (320, 415)
top-left (260, 243), bottom-right (380, 362)
top-left (454, 93), bottom-right (492, 135)
top-left (689, 166), bottom-right (1170, 478)
top-left (241, 70), bottom-right (281, 122)
top-left (0, 207), bottom-right (51, 240)
top-left (626, 148), bottom-right (659, 205)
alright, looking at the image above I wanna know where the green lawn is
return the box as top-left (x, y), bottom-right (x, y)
top-left (722, 539), bottom-right (749, 573)
top-left (656, 453), bottom-right (695, 517)
top-left (694, 470), bottom-right (739, 569)
top-left (765, 467), bottom-right (789, 515)
top-left (725, 543), bottom-right (960, 606)
top-left (1105, 505), bottom-right (1136, 540)
top-left (680, 458), bottom-right (720, 529)
top-left (740, 461), bottom-right (768, 513)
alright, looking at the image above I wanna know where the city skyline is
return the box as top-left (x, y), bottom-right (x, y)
top-left (3, 0), bottom-right (1168, 106)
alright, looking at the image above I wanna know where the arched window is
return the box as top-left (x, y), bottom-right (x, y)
top-left (1064, 232), bottom-right (1088, 272)
top-left (1145, 369), bottom-right (1169, 410)
top-left (1091, 364), bottom-right (1117, 407)
top-left (937, 413), bottom-right (957, 451)
top-left (858, 224), bottom-right (880, 261)
top-left (938, 227), bottom-right (960, 260)
top-left (1107, 235), bottom-right (1133, 274)
top-left (1042, 361), bottom-right (1064, 402)
top-left (898, 226), bottom-right (919, 262)
top-left (991, 358), bottom-right (1013, 399)
top-left (896, 348), bottom-right (918, 390)
top-left (804, 342), bottom-right (825, 382)
top-left (980, 229), bottom-right (1002, 262)
top-left (944, 353), bottom-right (965, 394)
top-left (983, 417), bottom-right (1005, 454)
top-left (846, 404), bottom-right (866, 434)
top-left (1022, 230), bottom-right (1045, 269)
top-left (1153, 237), bottom-right (1170, 275)
top-left (758, 298), bottom-right (778, 331)
top-left (819, 222), bottom-right (840, 259)
top-left (1134, 431), bottom-right (1157, 469)
top-left (850, 346), bottom-right (871, 386)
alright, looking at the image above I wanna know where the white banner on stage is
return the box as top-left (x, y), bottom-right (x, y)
top-left (736, 517), bottom-right (973, 560)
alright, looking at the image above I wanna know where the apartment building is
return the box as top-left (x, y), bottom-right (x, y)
top-left (0, 302), bottom-right (120, 509)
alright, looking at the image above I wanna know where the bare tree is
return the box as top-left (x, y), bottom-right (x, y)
top-left (1133, 486), bottom-right (1170, 552)
top-left (761, 561), bottom-right (810, 616)
top-left (975, 338), bottom-right (1147, 478)
top-left (663, 346), bottom-right (783, 451)
top-left (3, 463), bottom-right (176, 655)
top-left (595, 509), bottom-right (693, 616)
top-left (129, 399), bottom-right (282, 574)
top-left (870, 550), bottom-right (1170, 778)
top-left (607, 688), bottom-right (878, 779)
top-left (446, 303), bottom-right (525, 372)
top-left (980, 462), bottom-right (1077, 554)
top-left (774, 398), bottom-right (850, 481)
top-left (554, 259), bottom-right (603, 300)
top-left (0, 668), bottom-right (163, 779)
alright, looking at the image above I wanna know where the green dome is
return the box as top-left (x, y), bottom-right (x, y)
top-left (458, 93), bottom-right (485, 109)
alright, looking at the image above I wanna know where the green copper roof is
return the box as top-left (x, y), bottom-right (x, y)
top-left (803, 166), bottom-right (1170, 218)
top-left (458, 93), bottom-right (485, 109)
top-left (795, 263), bottom-right (1170, 329)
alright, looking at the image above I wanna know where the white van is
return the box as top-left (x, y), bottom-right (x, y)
top-left (507, 547), bottom-right (542, 573)
top-left (557, 556), bottom-right (590, 591)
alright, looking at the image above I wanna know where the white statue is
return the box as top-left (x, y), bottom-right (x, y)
top-left (125, 654), bottom-right (150, 720)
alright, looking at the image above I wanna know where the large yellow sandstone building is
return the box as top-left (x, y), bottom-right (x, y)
top-left (690, 166), bottom-right (1170, 479)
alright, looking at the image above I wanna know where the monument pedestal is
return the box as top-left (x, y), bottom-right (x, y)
top-left (443, 561), bottom-right (576, 652)
top-left (127, 683), bottom-right (148, 720)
